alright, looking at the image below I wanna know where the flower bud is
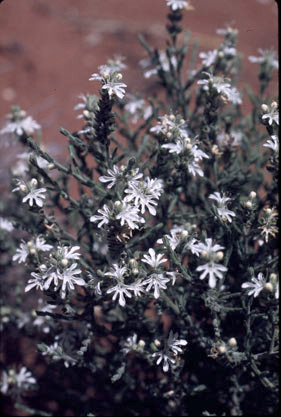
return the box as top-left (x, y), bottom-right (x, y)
top-left (30, 178), bottom-right (38, 187)
top-left (154, 339), bottom-right (161, 347)
top-left (180, 230), bottom-right (188, 238)
top-left (245, 201), bottom-right (252, 209)
top-left (271, 101), bottom-right (278, 109)
top-left (138, 339), bottom-right (146, 348)
top-left (83, 110), bottom-right (90, 118)
top-left (228, 337), bottom-right (237, 347)
top-left (264, 282), bottom-right (273, 292)
top-left (270, 273), bottom-right (277, 282)
top-left (30, 248), bottom-right (36, 255)
top-left (179, 118), bottom-right (185, 125)
top-left (201, 250), bottom-right (208, 259)
top-left (167, 132), bottom-right (172, 138)
top-left (8, 369), bottom-right (16, 376)
top-left (216, 251), bottom-right (224, 261)
top-left (102, 71), bottom-right (109, 79)
top-left (116, 73), bottom-right (123, 81)
top-left (261, 104), bottom-right (269, 112)
top-left (114, 200), bottom-right (122, 207)
top-left (47, 163), bottom-right (55, 170)
top-left (20, 184), bottom-right (27, 192)
top-left (169, 114), bottom-right (175, 121)
top-left (61, 258), bottom-right (69, 267)
top-left (218, 51), bottom-right (224, 58)
top-left (249, 191), bottom-right (256, 199)
top-left (27, 241), bottom-right (33, 248)
top-left (265, 208), bottom-right (272, 215)
top-left (218, 345), bottom-right (226, 354)
top-left (185, 143), bottom-right (192, 151)
top-left (132, 268), bottom-right (139, 275)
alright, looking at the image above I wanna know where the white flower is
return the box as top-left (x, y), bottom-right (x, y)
top-left (57, 263), bottom-right (85, 297)
top-left (152, 351), bottom-right (176, 372)
top-left (241, 273), bottom-right (266, 297)
top-left (152, 330), bottom-right (187, 372)
top-left (13, 241), bottom-right (29, 263)
top-left (142, 273), bottom-right (171, 299)
top-left (199, 49), bottom-right (218, 67)
top-left (33, 298), bottom-right (56, 333)
top-left (128, 279), bottom-right (146, 297)
top-left (166, 0), bottom-right (189, 11)
top-left (196, 262), bottom-right (227, 288)
top-left (34, 236), bottom-right (53, 251)
top-left (249, 48), bottom-right (278, 70)
top-left (0, 116), bottom-right (41, 137)
top-left (104, 264), bottom-right (127, 281)
top-left (196, 238), bottom-right (225, 256)
top-left (142, 248), bottom-right (167, 268)
top-left (106, 282), bottom-right (132, 307)
top-left (87, 272), bottom-right (102, 296)
top-left (121, 334), bottom-right (138, 355)
top-left (262, 109), bottom-right (279, 126)
top-left (263, 135), bottom-right (279, 153)
top-left (99, 165), bottom-right (122, 188)
top-left (116, 201), bottom-right (145, 230)
top-left (22, 186), bottom-right (46, 207)
top-left (124, 177), bottom-right (163, 215)
top-left (57, 245), bottom-right (81, 260)
top-left (90, 204), bottom-right (111, 228)
top-left (102, 81), bottom-right (127, 99)
top-left (15, 367), bottom-right (36, 389)
top-left (157, 224), bottom-right (186, 250)
top-left (140, 51), bottom-right (177, 79)
top-left (209, 192), bottom-right (236, 223)
top-left (25, 272), bottom-right (45, 292)
top-left (0, 217), bottom-right (14, 232)
top-left (197, 72), bottom-right (241, 104)
top-left (167, 330), bottom-right (188, 355)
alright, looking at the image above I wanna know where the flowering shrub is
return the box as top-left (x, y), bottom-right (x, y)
top-left (0, 2), bottom-right (279, 416)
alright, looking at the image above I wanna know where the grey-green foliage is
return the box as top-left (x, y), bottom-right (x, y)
top-left (0, 4), bottom-right (278, 417)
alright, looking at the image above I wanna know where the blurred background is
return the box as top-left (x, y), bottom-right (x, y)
top-left (0, 0), bottom-right (278, 146)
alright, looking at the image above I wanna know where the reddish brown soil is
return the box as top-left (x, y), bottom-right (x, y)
top-left (0, 0), bottom-right (278, 148)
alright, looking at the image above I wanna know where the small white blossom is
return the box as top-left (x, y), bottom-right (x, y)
top-left (142, 273), bottom-right (171, 299)
top-left (106, 282), bottom-right (132, 307)
top-left (0, 115), bottom-right (41, 137)
top-left (22, 186), bottom-right (47, 207)
top-left (124, 177), bottom-right (163, 215)
top-left (199, 49), bottom-right (218, 67)
top-left (99, 165), bottom-right (122, 189)
top-left (152, 330), bottom-right (188, 372)
top-left (90, 204), bottom-right (111, 228)
top-left (249, 48), bottom-right (278, 70)
top-left (25, 272), bottom-right (45, 292)
top-left (209, 192), bottom-right (236, 223)
top-left (196, 262), bottom-right (227, 288)
top-left (121, 334), bottom-right (138, 355)
top-left (0, 367), bottom-right (36, 394)
top-left (102, 81), bottom-right (127, 99)
top-left (152, 351), bottom-right (176, 372)
top-left (13, 241), bottom-right (29, 263)
top-left (128, 279), bottom-right (146, 297)
top-left (0, 217), bottom-right (14, 232)
top-left (262, 108), bottom-right (279, 126)
top-left (263, 135), bottom-right (279, 153)
top-left (142, 248), bottom-right (167, 268)
top-left (58, 263), bottom-right (85, 298)
top-left (140, 51), bottom-right (177, 79)
top-left (241, 273), bottom-right (266, 297)
top-left (166, 0), bottom-right (190, 11)
top-left (56, 245), bottom-right (81, 260)
top-left (105, 264), bottom-right (127, 281)
top-left (116, 201), bottom-right (145, 230)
